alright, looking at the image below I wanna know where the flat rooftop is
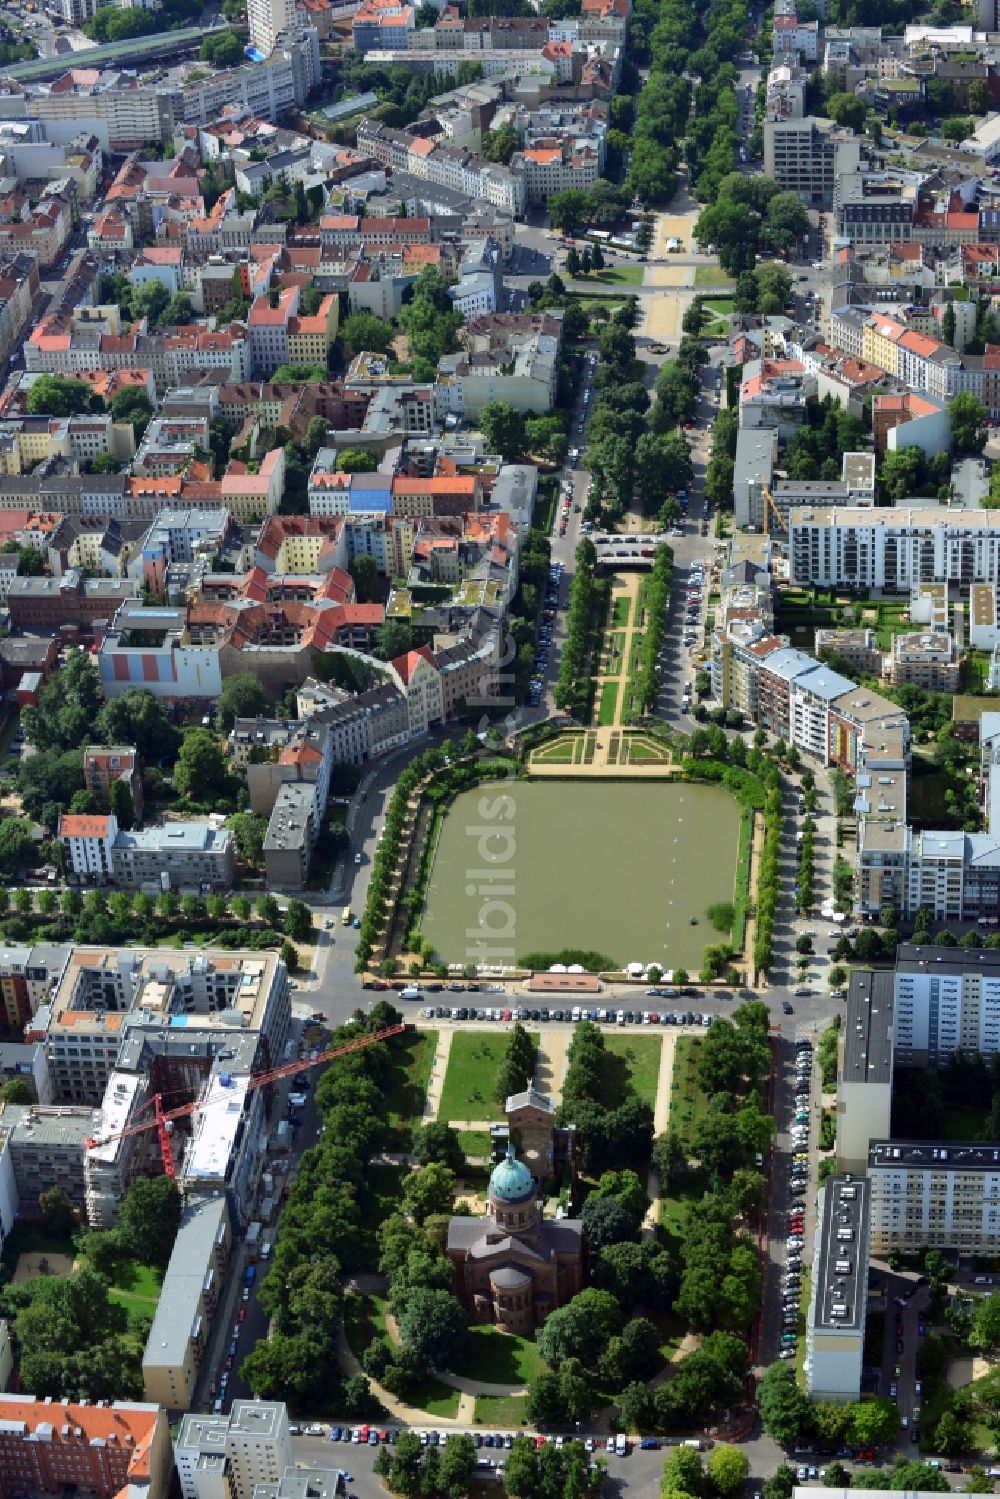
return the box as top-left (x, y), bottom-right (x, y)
top-left (870, 1139), bottom-right (1000, 1172)
top-left (843, 969), bottom-right (894, 1084)
top-left (812, 1175), bottom-right (869, 1332)
top-left (896, 942), bottom-right (1000, 979)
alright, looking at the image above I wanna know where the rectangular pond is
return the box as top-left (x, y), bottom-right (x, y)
top-left (420, 779), bottom-right (741, 971)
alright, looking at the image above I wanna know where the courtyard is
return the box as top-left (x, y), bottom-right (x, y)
top-left (419, 779), bottom-right (742, 971)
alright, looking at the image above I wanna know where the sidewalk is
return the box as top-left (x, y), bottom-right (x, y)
top-left (643, 1032), bottom-right (676, 1231)
top-left (422, 1029), bottom-right (454, 1123)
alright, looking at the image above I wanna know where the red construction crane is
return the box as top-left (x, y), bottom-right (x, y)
top-left (85, 1021), bottom-right (406, 1178)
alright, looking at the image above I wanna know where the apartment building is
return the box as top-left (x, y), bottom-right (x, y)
top-left (806, 1176), bottom-right (871, 1402)
top-left (837, 969), bottom-right (895, 1174)
top-left (0, 1103), bottom-right (97, 1216)
top-left (248, 0), bottom-right (296, 56)
top-left (814, 627), bottom-right (883, 677)
top-left (892, 943), bottom-right (1000, 1065)
top-left (868, 1138), bottom-right (1000, 1257)
top-left (142, 1195), bottom-right (233, 1411)
top-left (174, 1401), bottom-right (293, 1499)
top-left (83, 745), bottom-right (144, 820)
top-left (885, 629), bottom-right (960, 691)
top-left (0, 1396), bottom-right (171, 1499)
top-left (111, 823), bottom-right (236, 891)
top-left (58, 812), bottom-right (115, 883)
top-left (788, 507), bottom-right (1000, 591)
top-left (763, 116), bottom-right (860, 206)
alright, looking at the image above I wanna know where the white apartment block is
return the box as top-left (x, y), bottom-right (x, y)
top-left (248, 0), bottom-right (295, 56)
top-left (837, 969), bottom-right (895, 1175)
top-left (788, 507), bottom-right (1000, 591)
top-left (893, 942), bottom-right (1000, 1065)
top-left (763, 116), bottom-right (860, 206)
top-left (806, 1177), bottom-right (871, 1402)
top-left (174, 1401), bottom-right (292, 1499)
top-left (868, 1139), bottom-right (1000, 1257)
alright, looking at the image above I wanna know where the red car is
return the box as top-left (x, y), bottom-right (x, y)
top-left (238, 1308), bottom-right (247, 1323)
top-left (535, 1435), bottom-right (546, 1450)
top-left (379, 1429), bottom-right (390, 1444)
top-left (502, 1008), bottom-right (512, 1021)
top-left (224, 1356), bottom-right (234, 1371)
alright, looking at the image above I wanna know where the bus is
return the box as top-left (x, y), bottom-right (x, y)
top-left (342, 906), bottom-right (352, 925)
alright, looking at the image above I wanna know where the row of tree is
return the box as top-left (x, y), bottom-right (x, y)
top-left (553, 538), bottom-right (608, 719)
top-left (630, 546), bottom-right (673, 718)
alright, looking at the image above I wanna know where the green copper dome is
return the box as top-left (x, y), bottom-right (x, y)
top-left (489, 1143), bottom-right (534, 1202)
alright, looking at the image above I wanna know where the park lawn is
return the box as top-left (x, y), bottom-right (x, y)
top-left (702, 296), bottom-right (734, 314)
top-left (456, 1128), bottom-right (492, 1158)
top-left (603, 1033), bottom-right (663, 1109)
top-left (474, 1394), bottom-right (531, 1427)
top-left (626, 736), bottom-right (671, 764)
top-left (344, 1291), bottom-right (389, 1363)
top-left (670, 1035), bottom-right (711, 1154)
top-left (649, 1308), bottom-right (686, 1363)
top-left (612, 594), bottom-right (631, 628)
top-left (597, 681), bottom-right (619, 726)
top-left (408, 1373), bottom-right (462, 1418)
top-left (463, 1326), bottom-right (548, 1386)
top-left (384, 1027), bottom-right (437, 1140)
top-left (438, 1032), bottom-right (536, 1123)
top-left (694, 265), bottom-right (735, 287)
top-left (580, 265), bottom-right (644, 285)
top-left (660, 1169), bottom-right (708, 1242)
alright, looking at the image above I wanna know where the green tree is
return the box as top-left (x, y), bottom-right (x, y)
top-left (757, 1363), bottom-right (812, 1443)
top-left (94, 688), bottom-right (176, 762)
top-left (707, 1446), bottom-right (750, 1494)
top-left (826, 92), bottom-right (867, 132)
top-left (26, 374), bottom-right (94, 417)
top-left (173, 728), bottom-right (230, 800)
top-left (0, 817), bottom-right (34, 877)
top-left (950, 391), bottom-right (988, 455)
top-left (215, 673), bottom-right (269, 731)
top-left (413, 1122), bottom-right (466, 1173)
top-left (849, 1395), bottom-right (900, 1448)
top-left (340, 312), bottom-right (396, 356)
top-left (479, 400), bottom-right (528, 461)
top-left (537, 1288), bottom-right (622, 1368)
top-left (940, 301), bottom-right (957, 348)
top-left (402, 1162), bottom-right (456, 1224)
top-left (39, 1186), bottom-right (78, 1237)
top-left (661, 1444), bottom-right (706, 1495)
top-left (117, 1176), bottom-right (181, 1267)
top-left (0, 1078), bottom-right (32, 1104)
top-left (349, 554), bottom-right (379, 603)
top-left (283, 898), bottom-right (313, 941)
top-left (397, 1287), bottom-right (468, 1367)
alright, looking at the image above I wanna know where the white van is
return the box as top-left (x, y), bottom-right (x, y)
top-left (571, 1006), bottom-right (582, 1022)
top-left (261, 1241), bottom-right (272, 1259)
top-left (615, 1434), bottom-right (627, 1455)
top-left (400, 986), bottom-right (422, 1000)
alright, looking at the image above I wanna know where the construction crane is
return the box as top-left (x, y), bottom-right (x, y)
top-left (84, 1021), bottom-right (406, 1179)
top-left (762, 484), bottom-right (788, 535)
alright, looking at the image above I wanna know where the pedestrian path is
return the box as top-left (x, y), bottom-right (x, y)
top-left (423, 1028), bottom-right (454, 1122)
top-left (533, 1027), bottom-right (570, 1097)
top-left (643, 1031), bottom-right (677, 1231)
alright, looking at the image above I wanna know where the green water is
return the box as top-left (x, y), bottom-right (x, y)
top-left (420, 780), bottom-right (741, 971)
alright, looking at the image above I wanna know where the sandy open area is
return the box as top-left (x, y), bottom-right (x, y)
top-left (12, 1251), bottom-right (76, 1284)
top-left (653, 210), bottom-right (699, 256)
top-left (643, 293), bottom-right (681, 339)
top-left (645, 265), bottom-right (691, 288)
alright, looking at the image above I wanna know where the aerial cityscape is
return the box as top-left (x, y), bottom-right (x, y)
top-left (9, 0), bottom-right (1000, 1494)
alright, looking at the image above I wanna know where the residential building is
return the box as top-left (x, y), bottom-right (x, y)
top-left (806, 1176), bottom-right (871, 1402)
top-left (814, 627), bottom-right (883, 677)
top-left (0, 1102), bottom-right (95, 1217)
top-left (0, 1396), bottom-right (171, 1499)
top-left (249, 0), bottom-right (296, 56)
top-left (868, 1138), bottom-right (1000, 1257)
top-left (885, 629), bottom-right (961, 691)
top-left (111, 823), bottom-right (236, 891)
top-left (763, 116), bottom-right (861, 206)
top-left (142, 1196), bottom-right (233, 1411)
top-left (83, 745), bottom-right (144, 820)
top-left (893, 942), bottom-right (1000, 1065)
top-left (175, 1401), bottom-right (293, 1499)
top-left (837, 968), bottom-right (895, 1174)
top-left (58, 811), bottom-right (115, 883)
top-left (788, 507), bottom-right (1000, 591)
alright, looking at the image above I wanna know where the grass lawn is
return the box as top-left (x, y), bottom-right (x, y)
top-left (732, 806), bottom-right (752, 952)
top-left (462, 1326), bottom-right (548, 1386)
top-left (474, 1394), bottom-right (531, 1427)
top-left (612, 594), bottom-right (631, 628)
top-left (694, 265), bottom-right (735, 287)
top-left (438, 1032), bottom-right (536, 1123)
top-left (579, 265), bottom-right (644, 285)
top-left (670, 1036), bottom-right (711, 1154)
top-left (384, 1028), bottom-right (437, 1142)
top-left (702, 296), bottom-right (734, 314)
top-left (660, 1169), bottom-right (707, 1242)
top-left (406, 1373), bottom-right (462, 1418)
top-left (457, 1128), bottom-right (492, 1158)
top-left (603, 1033), bottom-right (663, 1109)
top-left (344, 1291), bottom-right (389, 1363)
top-left (795, 1265), bottom-right (812, 1389)
top-left (649, 1308), bottom-right (686, 1363)
top-left (597, 681), bottom-right (619, 726)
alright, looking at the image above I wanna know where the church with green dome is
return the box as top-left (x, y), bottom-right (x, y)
top-left (446, 1135), bottom-right (584, 1336)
